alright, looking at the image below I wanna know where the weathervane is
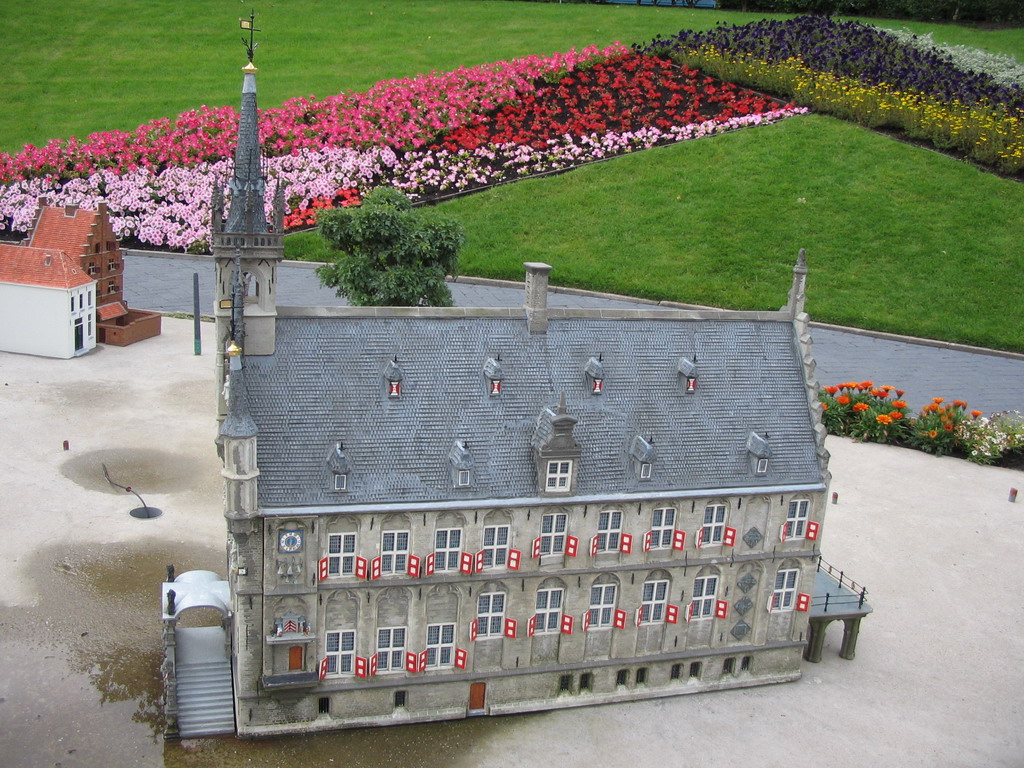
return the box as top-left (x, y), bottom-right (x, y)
top-left (240, 8), bottom-right (260, 64)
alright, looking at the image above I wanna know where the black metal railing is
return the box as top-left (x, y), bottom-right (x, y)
top-left (814, 555), bottom-right (869, 612)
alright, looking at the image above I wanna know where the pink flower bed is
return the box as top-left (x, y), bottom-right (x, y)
top-left (0, 44), bottom-right (807, 251)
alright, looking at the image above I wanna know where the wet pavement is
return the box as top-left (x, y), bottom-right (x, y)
top-left (124, 251), bottom-right (1024, 414)
top-left (1, 305), bottom-right (1021, 766)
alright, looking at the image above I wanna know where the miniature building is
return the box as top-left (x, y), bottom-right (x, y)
top-left (162, 40), bottom-right (870, 741)
top-left (0, 244), bottom-right (96, 358)
top-left (26, 201), bottom-right (161, 346)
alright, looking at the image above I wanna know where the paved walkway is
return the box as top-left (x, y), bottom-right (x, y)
top-left (124, 251), bottom-right (1024, 414)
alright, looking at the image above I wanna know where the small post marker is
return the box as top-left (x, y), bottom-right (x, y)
top-left (63, 440), bottom-right (70, 451)
top-left (1010, 488), bottom-right (1018, 504)
top-left (831, 492), bottom-right (838, 504)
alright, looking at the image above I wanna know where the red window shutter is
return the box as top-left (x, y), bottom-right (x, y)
top-left (779, 523), bottom-right (788, 542)
top-left (643, 530), bottom-right (652, 553)
top-left (686, 602), bottom-right (695, 623)
top-left (723, 527), bottom-right (736, 547)
top-left (635, 607), bottom-right (643, 627)
top-left (620, 533), bottom-right (633, 554)
top-left (419, 650), bottom-right (428, 672)
top-left (355, 556), bottom-right (368, 580)
top-left (369, 655), bottom-right (378, 676)
top-left (504, 618), bottom-right (517, 639)
top-left (715, 600), bottom-right (729, 619)
top-left (532, 536), bottom-right (542, 558)
top-left (470, 619), bottom-right (479, 641)
top-left (672, 529), bottom-right (686, 550)
top-left (613, 609), bottom-right (627, 629)
top-left (475, 550), bottom-right (485, 572)
top-left (454, 648), bottom-right (467, 669)
top-left (560, 614), bottom-right (574, 634)
top-left (388, 380), bottom-right (401, 397)
top-left (807, 521), bottom-right (820, 541)
top-left (319, 657), bottom-right (329, 680)
top-left (425, 552), bottom-right (436, 576)
top-left (566, 535), bottom-right (579, 557)
top-left (355, 656), bottom-right (367, 678)
top-left (666, 604), bottom-right (679, 624)
top-left (318, 557), bottom-right (329, 581)
top-left (370, 556), bottom-right (382, 580)
top-left (459, 551), bottom-right (473, 574)
top-left (405, 651), bottom-right (418, 674)
top-left (407, 554), bottom-right (421, 578)
top-left (767, 593), bottom-right (776, 613)
top-left (528, 615), bottom-right (537, 638)
top-left (590, 535), bottom-right (599, 557)
top-left (508, 549), bottom-right (522, 570)
top-left (582, 611), bottom-right (592, 632)
top-left (696, 527), bottom-right (705, 548)
top-left (796, 593), bottom-right (811, 612)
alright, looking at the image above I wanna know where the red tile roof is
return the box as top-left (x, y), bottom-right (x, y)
top-left (29, 205), bottom-right (101, 257)
top-left (0, 243), bottom-right (95, 290)
top-left (98, 301), bottom-right (128, 320)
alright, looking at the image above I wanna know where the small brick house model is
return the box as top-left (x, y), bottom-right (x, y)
top-left (161, 48), bottom-right (869, 741)
top-left (25, 201), bottom-right (161, 346)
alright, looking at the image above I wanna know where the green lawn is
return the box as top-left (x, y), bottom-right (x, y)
top-left (5, 0), bottom-right (1024, 350)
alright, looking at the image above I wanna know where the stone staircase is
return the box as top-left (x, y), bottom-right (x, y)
top-left (176, 658), bottom-right (235, 737)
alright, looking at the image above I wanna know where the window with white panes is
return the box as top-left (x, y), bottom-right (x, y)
top-left (325, 629), bottom-right (355, 676)
top-left (589, 583), bottom-right (617, 627)
top-left (539, 513), bottom-right (567, 555)
top-left (701, 504), bottom-right (727, 545)
top-left (545, 460), bottom-right (572, 492)
top-left (772, 568), bottom-right (799, 611)
top-left (426, 623), bottom-right (455, 667)
top-left (640, 579), bottom-right (669, 623)
top-left (327, 533), bottom-right (356, 577)
top-left (477, 592), bottom-right (505, 637)
top-left (434, 528), bottom-right (462, 571)
top-left (481, 525), bottom-right (509, 568)
top-left (785, 500), bottom-right (810, 540)
top-left (596, 510), bottom-right (622, 552)
top-left (691, 575), bottom-right (718, 620)
top-left (376, 627), bottom-right (406, 671)
top-left (534, 587), bottom-right (564, 634)
top-left (650, 507), bottom-right (676, 549)
top-left (381, 531), bottom-right (409, 575)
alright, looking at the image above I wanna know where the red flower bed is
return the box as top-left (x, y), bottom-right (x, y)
top-left (429, 52), bottom-right (785, 153)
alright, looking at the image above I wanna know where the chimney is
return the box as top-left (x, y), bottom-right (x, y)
top-left (524, 262), bottom-right (552, 334)
top-left (64, 204), bottom-right (79, 218)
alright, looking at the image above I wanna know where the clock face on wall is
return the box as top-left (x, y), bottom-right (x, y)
top-left (278, 530), bottom-right (303, 553)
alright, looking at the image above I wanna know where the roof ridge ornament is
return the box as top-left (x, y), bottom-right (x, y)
top-left (240, 9), bottom-right (260, 67)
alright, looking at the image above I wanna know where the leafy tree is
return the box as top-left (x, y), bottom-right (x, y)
top-left (316, 186), bottom-right (464, 307)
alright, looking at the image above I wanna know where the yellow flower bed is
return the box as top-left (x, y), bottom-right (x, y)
top-left (671, 46), bottom-right (1023, 175)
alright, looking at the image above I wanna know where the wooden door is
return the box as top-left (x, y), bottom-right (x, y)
top-left (469, 682), bottom-right (486, 712)
top-left (289, 645), bottom-right (303, 670)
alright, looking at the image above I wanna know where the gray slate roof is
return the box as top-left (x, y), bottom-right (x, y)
top-left (242, 314), bottom-right (823, 509)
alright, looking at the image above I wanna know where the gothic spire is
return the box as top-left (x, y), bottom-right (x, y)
top-left (225, 12), bottom-right (268, 235)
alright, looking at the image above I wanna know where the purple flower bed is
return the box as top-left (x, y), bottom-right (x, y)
top-left (635, 16), bottom-right (1024, 114)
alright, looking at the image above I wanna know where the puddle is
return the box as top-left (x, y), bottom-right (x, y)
top-left (0, 542), bottom-right (518, 768)
top-left (60, 448), bottom-right (207, 495)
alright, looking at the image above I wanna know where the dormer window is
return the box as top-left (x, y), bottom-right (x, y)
top-left (484, 356), bottom-right (503, 397)
top-left (327, 442), bottom-right (351, 492)
top-left (384, 357), bottom-right (404, 398)
top-left (533, 393), bottom-right (581, 496)
top-left (630, 435), bottom-right (656, 481)
top-left (584, 355), bottom-right (605, 395)
top-left (747, 432), bottom-right (772, 475)
top-left (449, 440), bottom-right (474, 488)
top-left (678, 357), bottom-right (697, 393)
